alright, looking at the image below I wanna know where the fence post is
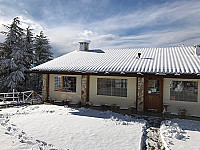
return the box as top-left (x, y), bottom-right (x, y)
top-left (13, 89), bottom-right (15, 102)
top-left (18, 95), bottom-right (19, 103)
top-left (23, 93), bottom-right (25, 103)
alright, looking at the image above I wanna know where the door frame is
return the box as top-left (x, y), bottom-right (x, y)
top-left (144, 75), bottom-right (163, 112)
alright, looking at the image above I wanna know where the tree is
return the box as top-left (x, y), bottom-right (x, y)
top-left (34, 31), bottom-right (53, 66)
top-left (0, 17), bottom-right (53, 92)
top-left (0, 17), bottom-right (25, 92)
top-left (22, 27), bottom-right (35, 90)
top-left (24, 26), bottom-right (35, 69)
top-left (32, 31), bottom-right (53, 92)
top-left (0, 43), bottom-right (3, 57)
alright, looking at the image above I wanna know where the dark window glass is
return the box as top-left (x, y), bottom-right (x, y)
top-left (97, 78), bottom-right (127, 97)
top-left (62, 77), bottom-right (76, 92)
top-left (170, 81), bottom-right (198, 102)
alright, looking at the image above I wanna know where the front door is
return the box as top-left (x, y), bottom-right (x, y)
top-left (145, 77), bottom-right (163, 112)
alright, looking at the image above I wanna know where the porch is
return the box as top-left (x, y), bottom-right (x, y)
top-left (42, 74), bottom-right (200, 116)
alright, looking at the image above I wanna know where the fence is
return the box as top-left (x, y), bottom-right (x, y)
top-left (0, 89), bottom-right (42, 105)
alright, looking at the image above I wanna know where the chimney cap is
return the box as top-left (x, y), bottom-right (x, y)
top-left (79, 40), bottom-right (91, 44)
top-left (194, 44), bottom-right (200, 48)
top-left (79, 40), bottom-right (90, 51)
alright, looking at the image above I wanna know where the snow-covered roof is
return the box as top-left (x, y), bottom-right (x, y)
top-left (31, 46), bottom-right (200, 75)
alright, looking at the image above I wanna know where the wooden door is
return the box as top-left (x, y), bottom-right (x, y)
top-left (145, 77), bottom-right (163, 112)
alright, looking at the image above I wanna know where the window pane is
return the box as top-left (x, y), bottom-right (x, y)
top-left (97, 78), bottom-right (127, 97)
top-left (148, 80), bottom-right (160, 94)
top-left (62, 76), bottom-right (76, 92)
top-left (114, 79), bottom-right (121, 88)
top-left (54, 76), bottom-right (61, 90)
top-left (170, 81), bottom-right (198, 102)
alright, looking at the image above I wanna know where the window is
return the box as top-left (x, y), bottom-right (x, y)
top-left (97, 78), bottom-right (127, 97)
top-left (54, 76), bottom-right (61, 91)
top-left (62, 76), bottom-right (76, 92)
top-left (54, 76), bottom-right (76, 92)
top-left (170, 81), bottom-right (198, 102)
top-left (148, 80), bottom-right (160, 94)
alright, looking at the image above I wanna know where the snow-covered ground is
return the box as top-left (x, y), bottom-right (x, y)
top-left (0, 105), bottom-right (146, 150)
top-left (161, 119), bottom-right (200, 150)
top-left (1, 104), bottom-right (200, 150)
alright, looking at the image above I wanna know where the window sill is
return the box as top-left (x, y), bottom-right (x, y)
top-left (54, 90), bottom-right (76, 94)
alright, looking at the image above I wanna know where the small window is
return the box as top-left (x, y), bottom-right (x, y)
top-left (148, 80), bottom-right (160, 94)
top-left (170, 81), bottom-right (198, 102)
top-left (54, 76), bottom-right (61, 90)
top-left (54, 76), bottom-right (76, 93)
top-left (97, 78), bottom-right (127, 97)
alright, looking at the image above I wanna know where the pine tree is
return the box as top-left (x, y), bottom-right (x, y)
top-left (34, 31), bottom-right (53, 66)
top-left (0, 17), bottom-right (25, 92)
top-left (32, 31), bottom-right (53, 92)
top-left (22, 27), bottom-right (35, 90)
top-left (0, 17), bottom-right (53, 92)
top-left (24, 26), bottom-right (34, 69)
top-left (0, 43), bottom-right (3, 57)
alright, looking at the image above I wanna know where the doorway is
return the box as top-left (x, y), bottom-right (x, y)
top-left (144, 77), bottom-right (163, 112)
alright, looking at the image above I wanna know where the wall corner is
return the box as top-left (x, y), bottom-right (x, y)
top-left (81, 75), bottom-right (89, 104)
top-left (42, 74), bottom-right (49, 102)
top-left (137, 77), bottom-right (144, 112)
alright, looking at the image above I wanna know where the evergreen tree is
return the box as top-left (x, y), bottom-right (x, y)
top-left (34, 31), bottom-right (53, 66)
top-left (24, 26), bottom-right (34, 69)
top-left (23, 27), bottom-right (35, 90)
top-left (0, 17), bottom-right (53, 92)
top-left (32, 31), bottom-right (53, 92)
top-left (0, 17), bottom-right (25, 92)
top-left (0, 43), bottom-right (3, 57)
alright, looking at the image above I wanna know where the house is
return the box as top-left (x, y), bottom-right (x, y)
top-left (31, 41), bottom-right (200, 116)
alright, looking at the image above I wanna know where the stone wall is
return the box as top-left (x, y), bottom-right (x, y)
top-left (81, 75), bottom-right (88, 104)
top-left (137, 77), bottom-right (144, 111)
top-left (42, 74), bottom-right (48, 102)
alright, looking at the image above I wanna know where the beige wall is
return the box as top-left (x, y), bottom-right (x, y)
top-left (49, 74), bottom-right (81, 102)
top-left (89, 76), bottom-right (136, 107)
top-left (163, 78), bottom-right (200, 115)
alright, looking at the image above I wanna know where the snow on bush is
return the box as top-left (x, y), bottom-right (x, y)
top-left (160, 119), bottom-right (200, 150)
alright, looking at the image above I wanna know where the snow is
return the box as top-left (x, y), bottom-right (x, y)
top-left (53, 100), bottom-right (63, 103)
top-left (31, 46), bottom-right (200, 75)
top-left (120, 107), bottom-right (129, 110)
top-left (0, 101), bottom-right (17, 106)
top-left (170, 112), bottom-right (178, 116)
top-left (69, 102), bottom-right (78, 105)
top-left (160, 119), bottom-right (200, 150)
top-left (92, 104), bottom-right (101, 107)
top-left (146, 127), bottom-right (164, 150)
top-left (0, 105), bottom-right (146, 150)
top-left (104, 104), bottom-right (111, 106)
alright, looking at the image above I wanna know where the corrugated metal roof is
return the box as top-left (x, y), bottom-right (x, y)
top-left (31, 46), bottom-right (200, 75)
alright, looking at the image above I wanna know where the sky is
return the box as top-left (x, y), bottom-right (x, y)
top-left (0, 0), bottom-right (200, 57)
